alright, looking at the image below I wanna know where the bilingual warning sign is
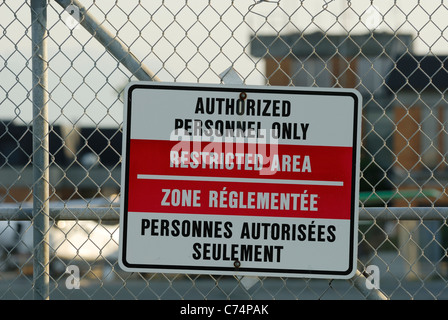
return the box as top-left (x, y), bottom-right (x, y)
top-left (119, 82), bottom-right (361, 279)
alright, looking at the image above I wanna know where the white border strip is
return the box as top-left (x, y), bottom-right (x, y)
top-left (137, 174), bottom-right (343, 186)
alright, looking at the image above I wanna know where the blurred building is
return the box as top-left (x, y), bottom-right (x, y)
top-left (0, 122), bottom-right (121, 203)
top-left (250, 31), bottom-right (448, 205)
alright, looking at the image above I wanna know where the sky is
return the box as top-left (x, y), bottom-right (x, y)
top-left (1, 0), bottom-right (447, 127)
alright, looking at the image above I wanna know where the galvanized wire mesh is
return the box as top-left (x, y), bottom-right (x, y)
top-left (1, 0), bottom-right (448, 299)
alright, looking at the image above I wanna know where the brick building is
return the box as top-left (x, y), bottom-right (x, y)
top-left (250, 31), bottom-right (448, 205)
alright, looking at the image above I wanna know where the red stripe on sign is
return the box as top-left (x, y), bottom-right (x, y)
top-left (128, 139), bottom-right (353, 182)
top-left (126, 178), bottom-right (352, 219)
top-left (125, 139), bottom-right (355, 220)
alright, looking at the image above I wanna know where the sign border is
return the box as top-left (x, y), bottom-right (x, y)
top-left (119, 82), bottom-right (361, 279)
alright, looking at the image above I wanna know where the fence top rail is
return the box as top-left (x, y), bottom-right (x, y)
top-left (0, 206), bottom-right (119, 221)
top-left (0, 206), bottom-right (446, 221)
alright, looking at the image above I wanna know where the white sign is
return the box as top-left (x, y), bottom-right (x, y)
top-left (119, 82), bottom-right (361, 279)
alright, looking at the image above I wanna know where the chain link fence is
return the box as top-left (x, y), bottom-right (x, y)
top-left (1, 0), bottom-right (448, 300)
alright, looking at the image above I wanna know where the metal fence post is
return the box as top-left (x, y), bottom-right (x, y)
top-left (31, 0), bottom-right (50, 300)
